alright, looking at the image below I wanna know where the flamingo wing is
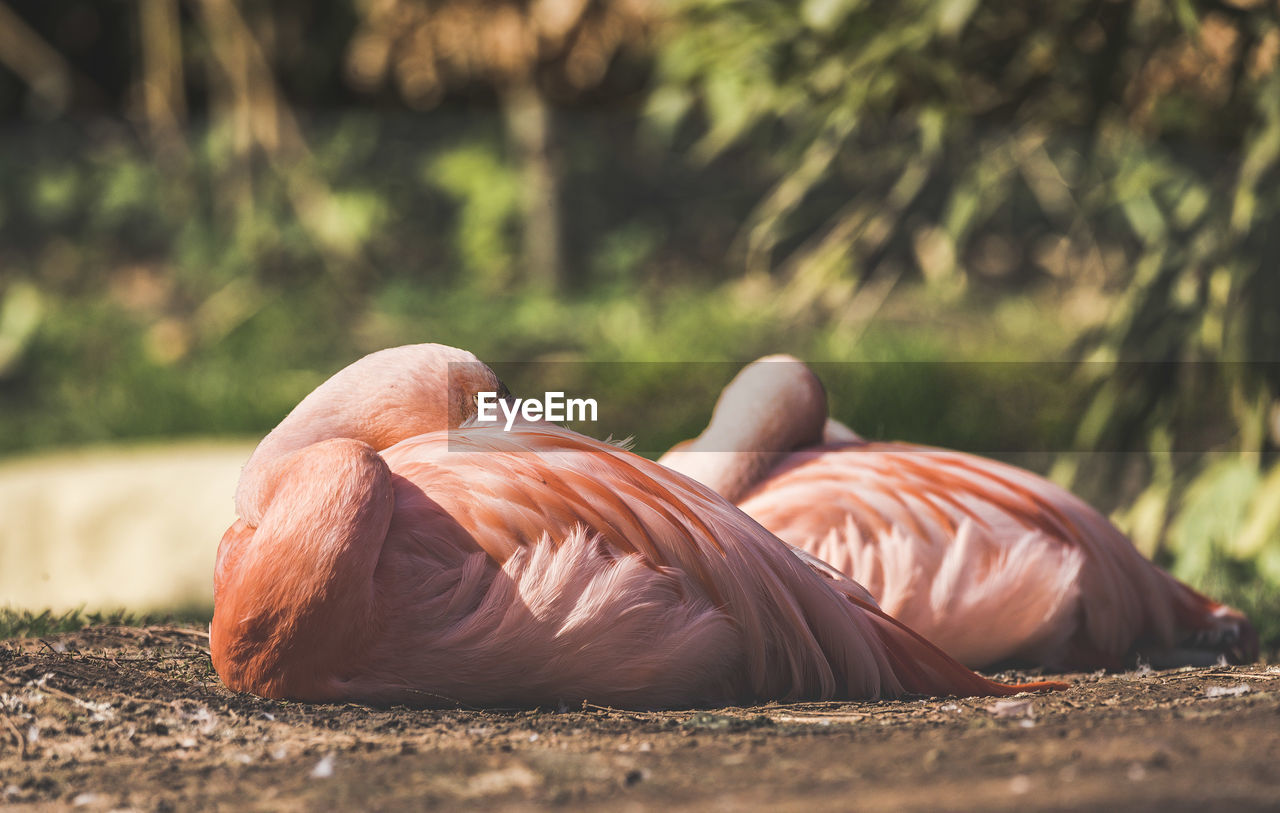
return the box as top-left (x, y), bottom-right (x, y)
top-left (376, 426), bottom-right (1011, 703)
top-left (738, 442), bottom-right (1256, 669)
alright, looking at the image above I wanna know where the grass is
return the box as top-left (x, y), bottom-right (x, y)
top-left (0, 606), bottom-right (212, 639)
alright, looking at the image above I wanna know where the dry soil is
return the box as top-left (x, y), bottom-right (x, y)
top-left (1, 626), bottom-right (1278, 811)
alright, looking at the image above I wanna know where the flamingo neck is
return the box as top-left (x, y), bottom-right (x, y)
top-left (213, 438), bottom-right (395, 700)
top-left (660, 356), bottom-right (829, 502)
top-left (661, 405), bottom-right (824, 502)
top-left (693, 422), bottom-right (800, 502)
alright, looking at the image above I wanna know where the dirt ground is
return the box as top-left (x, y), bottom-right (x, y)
top-left (1, 626), bottom-right (1278, 811)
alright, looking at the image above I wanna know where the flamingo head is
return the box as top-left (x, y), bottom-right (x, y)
top-left (707, 354), bottom-right (829, 450)
top-left (235, 343), bottom-right (508, 523)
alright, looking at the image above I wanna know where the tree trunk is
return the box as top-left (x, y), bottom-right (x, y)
top-left (138, 0), bottom-right (187, 151)
top-left (501, 78), bottom-right (565, 292)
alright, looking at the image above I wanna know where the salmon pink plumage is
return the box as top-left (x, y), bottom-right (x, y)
top-left (211, 344), bottom-right (1060, 708)
top-left (659, 355), bottom-right (1257, 670)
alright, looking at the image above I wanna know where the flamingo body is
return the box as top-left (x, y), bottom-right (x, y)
top-left (211, 345), bottom-right (1057, 708)
top-left (660, 357), bottom-right (1257, 670)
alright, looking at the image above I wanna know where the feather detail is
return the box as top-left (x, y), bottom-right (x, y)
top-left (213, 345), bottom-right (1071, 709)
top-left (215, 424), bottom-right (1052, 707)
top-left (738, 442), bottom-right (1256, 669)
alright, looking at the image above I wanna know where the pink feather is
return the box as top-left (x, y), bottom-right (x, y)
top-left (660, 356), bottom-right (1258, 670)
top-left (211, 344), bottom-right (1061, 708)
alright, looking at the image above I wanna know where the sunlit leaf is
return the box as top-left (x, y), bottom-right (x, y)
top-left (801, 0), bottom-right (864, 32)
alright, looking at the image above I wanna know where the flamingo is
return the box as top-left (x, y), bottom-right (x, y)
top-left (659, 355), bottom-right (1258, 671)
top-left (211, 344), bottom-right (1062, 708)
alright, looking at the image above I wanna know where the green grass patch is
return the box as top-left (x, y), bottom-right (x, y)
top-left (0, 606), bottom-right (212, 639)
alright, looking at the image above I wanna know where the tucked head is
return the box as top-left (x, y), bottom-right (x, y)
top-left (703, 354), bottom-right (829, 452)
top-left (236, 343), bottom-right (507, 522)
top-left (328, 343), bottom-right (508, 450)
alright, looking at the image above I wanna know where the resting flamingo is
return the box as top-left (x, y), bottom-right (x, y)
top-left (211, 344), bottom-right (1062, 709)
top-left (659, 356), bottom-right (1257, 670)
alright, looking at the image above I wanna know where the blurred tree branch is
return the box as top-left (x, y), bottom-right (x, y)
top-left (191, 0), bottom-right (369, 274)
top-left (0, 0), bottom-right (77, 115)
top-left (344, 0), bottom-right (657, 290)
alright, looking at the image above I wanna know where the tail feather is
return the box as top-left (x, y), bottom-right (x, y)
top-left (854, 592), bottom-right (1068, 696)
top-left (1163, 575), bottom-right (1259, 665)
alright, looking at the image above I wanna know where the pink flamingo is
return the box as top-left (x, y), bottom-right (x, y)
top-left (659, 355), bottom-right (1257, 671)
top-left (211, 344), bottom-right (1062, 708)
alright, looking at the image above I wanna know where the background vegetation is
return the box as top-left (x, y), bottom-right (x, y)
top-left (0, 0), bottom-right (1277, 648)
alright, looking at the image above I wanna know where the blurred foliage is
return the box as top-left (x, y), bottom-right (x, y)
top-left (425, 143), bottom-right (523, 290)
top-left (341, 0), bottom-right (656, 103)
top-left (654, 0), bottom-right (1280, 646)
top-left (0, 0), bottom-right (1276, 645)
